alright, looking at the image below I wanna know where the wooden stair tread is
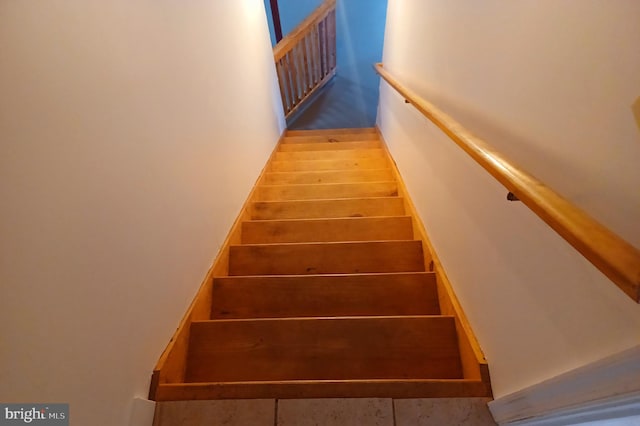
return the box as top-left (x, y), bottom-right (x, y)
top-left (211, 272), bottom-right (439, 319)
top-left (228, 240), bottom-right (425, 275)
top-left (251, 197), bottom-right (406, 220)
top-left (278, 140), bottom-right (381, 152)
top-left (256, 181), bottom-right (398, 201)
top-left (241, 216), bottom-right (413, 243)
top-left (274, 148), bottom-right (385, 161)
top-left (270, 157), bottom-right (389, 172)
top-left (283, 134), bottom-right (378, 145)
top-left (285, 128), bottom-right (377, 137)
top-left (263, 169), bottom-right (394, 185)
top-left (185, 316), bottom-right (462, 383)
top-left (283, 135), bottom-right (380, 144)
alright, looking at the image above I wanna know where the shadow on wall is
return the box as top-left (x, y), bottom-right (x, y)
top-left (264, 0), bottom-right (388, 128)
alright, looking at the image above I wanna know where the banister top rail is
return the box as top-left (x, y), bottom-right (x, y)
top-left (273, 0), bottom-right (335, 61)
top-left (374, 62), bottom-right (640, 303)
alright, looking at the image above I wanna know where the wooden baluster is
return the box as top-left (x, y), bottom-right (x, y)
top-left (298, 43), bottom-right (307, 98)
top-left (290, 45), bottom-right (300, 103)
top-left (301, 34), bottom-right (312, 92)
top-left (285, 53), bottom-right (296, 109)
top-left (323, 16), bottom-right (330, 76)
top-left (312, 23), bottom-right (321, 83)
top-left (289, 50), bottom-right (301, 105)
top-left (291, 44), bottom-right (301, 99)
top-left (275, 59), bottom-right (290, 113)
top-left (294, 43), bottom-right (307, 97)
top-left (329, 10), bottom-right (336, 71)
top-left (307, 32), bottom-right (315, 89)
top-left (298, 50), bottom-right (305, 102)
top-left (284, 52), bottom-right (297, 110)
top-left (307, 31), bottom-right (318, 86)
top-left (318, 19), bottom-right (326, 78)
top-left (325, 16), bottom-right (331, 76)
top-left (279, 56), bottom-right (289, 112)
top-left (325, 11), bottom-right (332, 72)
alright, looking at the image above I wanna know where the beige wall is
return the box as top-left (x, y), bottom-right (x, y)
top-left (378, 0), bottom-right (640, 398)
top-left (0, 1), bottom-right (284, 424)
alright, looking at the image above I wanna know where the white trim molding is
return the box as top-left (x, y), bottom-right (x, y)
top-left (489, 345), bottom-right (640, 425)
top-left (129, 397), bottom-right (156, 426)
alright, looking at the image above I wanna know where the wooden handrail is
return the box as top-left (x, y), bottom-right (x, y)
top-left (374, 63), bottom-right (640, 303)
top-left (273, 0), bottom-right (337, 118)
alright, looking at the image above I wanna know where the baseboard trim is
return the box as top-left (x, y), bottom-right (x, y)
top-left (129, 398), bottom-right (156, 426)
top-left (489, 345), bottom-right (640, 425)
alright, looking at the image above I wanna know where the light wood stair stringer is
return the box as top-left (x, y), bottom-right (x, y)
top-left (376, 128), bottom-right (491, 391)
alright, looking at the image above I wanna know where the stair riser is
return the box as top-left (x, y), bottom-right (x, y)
top-left (155, 380), bottom-right (491, 401)
top-left (241, 216), bottom-right (413, 244)
top-left (211, 273), bottom-right (439, 319)
top-left (228, 241), bottom-right (425, 276)
top-left (256, 182), bottom-right (398, 201)
top-left (251, 198), bottom-right (406, 220)
top-left (186, 316), bottom-right (462, 382)
top-left (263, 169), bottom-right (394, 185)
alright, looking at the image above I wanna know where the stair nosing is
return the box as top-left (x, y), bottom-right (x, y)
top-left (161, 378), bottom-right (483, 385)
top-left (258, 180), bottom-right (398, 189)
top-left (252, 196), bottom-right (404, 205)
top-left (213, 271), bottom-right (435, 280)
top-left (191, 314), bottom-right (455, 324)
top-left (286, 127), bottom-right (377, 133)
top-left (243, 215), bottom-right (412, 224)
top-left (254, 197), bottom-right (401, 204)
top-left (264, 168), bottom-right (392, 175)
top-left (271, 157), bottom-right (388, 164)
top-left (277, 142), bottom-right (382, 149)
top-left (229, 239), bottom-right (422, 248)
top-left (267, 170), bottom-right (393, 176)
top-left (276, 148), bottom-right (385, 154)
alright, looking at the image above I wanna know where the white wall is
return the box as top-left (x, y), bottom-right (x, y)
top-left (378, 0), bottom-right (640, 399)
top-left (0, 1), bottom-right (284, 425)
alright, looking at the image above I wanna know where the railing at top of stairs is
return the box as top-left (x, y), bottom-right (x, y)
top-left (273, 0), bottom-right (337, 118)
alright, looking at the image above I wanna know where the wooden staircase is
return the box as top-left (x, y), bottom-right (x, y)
top-left (150, 128), bottom-right (491, 401)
